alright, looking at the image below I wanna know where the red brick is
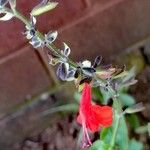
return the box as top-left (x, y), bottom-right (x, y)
top-left (86, 0), bottom-right (116, 7)
top-left (0, 19), bottom-right (27, 58)
top-left (59, 0), bottom-right (150, 63)
top-left (0, 0), bottom-right (87, 58)
top-left (37, 0), bottom-right (88, 31)
top-left (0, 46), bottom-right (51, 115)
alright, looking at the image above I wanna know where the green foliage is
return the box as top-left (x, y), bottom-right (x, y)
top-left (31, 2), bottom-right (58, 16)
top-left (147, 122), bottom-right (150, 136)
top-left (92, 87), bottom-right (103, 103)
top-left (90, 141), bottom-right (109, 150)
top-left (99, 88), bottom-right (111, 104)
top-left (128, 139), bottom-right (143, 150)
top-left (92, 85), bottom-right (145, 150)
top-left (126, 114), bottom-right (140, 129)
top-left (119, 93), bottom-right (135, 106)
top-left (100, 115), bottom-right (129, 150)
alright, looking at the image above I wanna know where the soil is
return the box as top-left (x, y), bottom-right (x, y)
top-left (18, 114), bottom-right (82, 150)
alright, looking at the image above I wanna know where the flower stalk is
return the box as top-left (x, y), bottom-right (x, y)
top-left (5, 7), bottom-right (108, 86)
top-left (3, 7), bottom-right (124, 148)
top-left (0, 2), bottom-right (143, 149)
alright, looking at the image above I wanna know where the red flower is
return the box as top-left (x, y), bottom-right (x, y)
top-left (77, 83), bottom-right (113, 148)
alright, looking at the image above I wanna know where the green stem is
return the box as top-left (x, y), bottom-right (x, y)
top-left (109, 114), bottom-right (121, 150)
top-left (8, 8), bottom-right (109, 88)
top-left (108, 98), bottom-right (122, 150)
top-left (5, 6), bottom-right (126, 150)
top-left (13, 9), bottom-right (78, 68)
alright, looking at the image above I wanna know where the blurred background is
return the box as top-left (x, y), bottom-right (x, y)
top-left (0, 0), bottom-right (150, 150)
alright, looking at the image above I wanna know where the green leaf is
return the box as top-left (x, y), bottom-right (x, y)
top-left (115, 117), bottom-right (129, 150)
top-left (119, 93), bottom-right (135, 106)
top-left (126, 114), bottom-right (140, 129)
top-left (100, 88), bottom-right (111, 104)
top-left (128, 139), bottom-right (143, 150)
top-left (148, 122), bottom-right (150, 136)
top-left (90, 140), bottom-right (109, 150)
top-left (124, 102), bottom-right (145, 114)
top-left (136, 122), bottom-right (150, 135)
top-left (92, 87), bottom-right (103, 103)
top-left (31, 2), bottom-right (58, 16)
top-left (113, 71), bottom-right (128, 79)
top-left (100, 115), bottom-right (129, 150)
top-left (135, 125), bottom-right (148, 134)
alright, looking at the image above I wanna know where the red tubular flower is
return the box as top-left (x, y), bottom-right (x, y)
top-left (77, 83), bottom-right (113, 148)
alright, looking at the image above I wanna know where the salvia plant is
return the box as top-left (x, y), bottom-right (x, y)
top-left (0, 0), bottom-right (148, 149)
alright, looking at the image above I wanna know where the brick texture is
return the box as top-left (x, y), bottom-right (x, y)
top-left (0, 0), bottom-right (87, 58)
top-left (87, 0), bottom-right (115, 6)
top-left (59, 0), bottom-right (150, 63)
top-left (0, 46), bottom-right (51, 115)
top-left (0, 0), bottom-right (150, 149)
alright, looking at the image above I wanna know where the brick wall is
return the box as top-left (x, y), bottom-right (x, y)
top-left (0, 0), bottom-right (150, 149)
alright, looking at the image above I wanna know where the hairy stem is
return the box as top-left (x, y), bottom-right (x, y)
top-left (8, 6), bottom-right (125, 150)
top-left (8, 7), bottom-right (110, 89)
top-left (5, 6), bottom-right (126, 150)
top-left (108, 98), bottom-right (122, 150)
top-left (12, 13), bottom-right (124, 149)
top-left (109, 114), bottom-right (121, 150)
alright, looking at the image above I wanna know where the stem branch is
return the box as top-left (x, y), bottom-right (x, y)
top-left (4, 6), bottom-right (126, 150)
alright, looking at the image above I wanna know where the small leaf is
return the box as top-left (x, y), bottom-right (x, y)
top-left (100, 88), bottom-right (111, 104)
top-left (63, 42), bottom-right (70, 56)
top-left (124, 102), bottom-right (145, 114)
top-left (0, 12), bottom-right (14, 21)
top-left (128, 139), bottom-right (143, 150)
top-left (135, 125), bottom-right (148, 134)
top-left (90, 140), bottom-right (109, 150)
top-left (66, 70), bottom-right (75, 81)
top-left (119, 93), bottom-right (135, 106)
top-left (45, 31), bottom-right (58, 44)
top-left (31, 1), bottom-right (58, 16)
top-left (122, 67), bottom-right (136, 84)
top-left (126, 114), bottom-right (140, 129)
top-left (93, 56), bottom-right (102, 68)
top-left (31, 15), bottom-right (37, 26)
top-left (29, 36), bottom-right (42, 48)
top-left (56, 63), bottom-right (69, 81)
top-left (113, 71), bottom-right (128, 79)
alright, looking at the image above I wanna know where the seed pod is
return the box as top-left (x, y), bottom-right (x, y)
top-left (63, 42), bottom-right (71, 57)
top-left (45, 31), bottom-right (58, 44)
top-left (93, 56), bottom-right (102, 68)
